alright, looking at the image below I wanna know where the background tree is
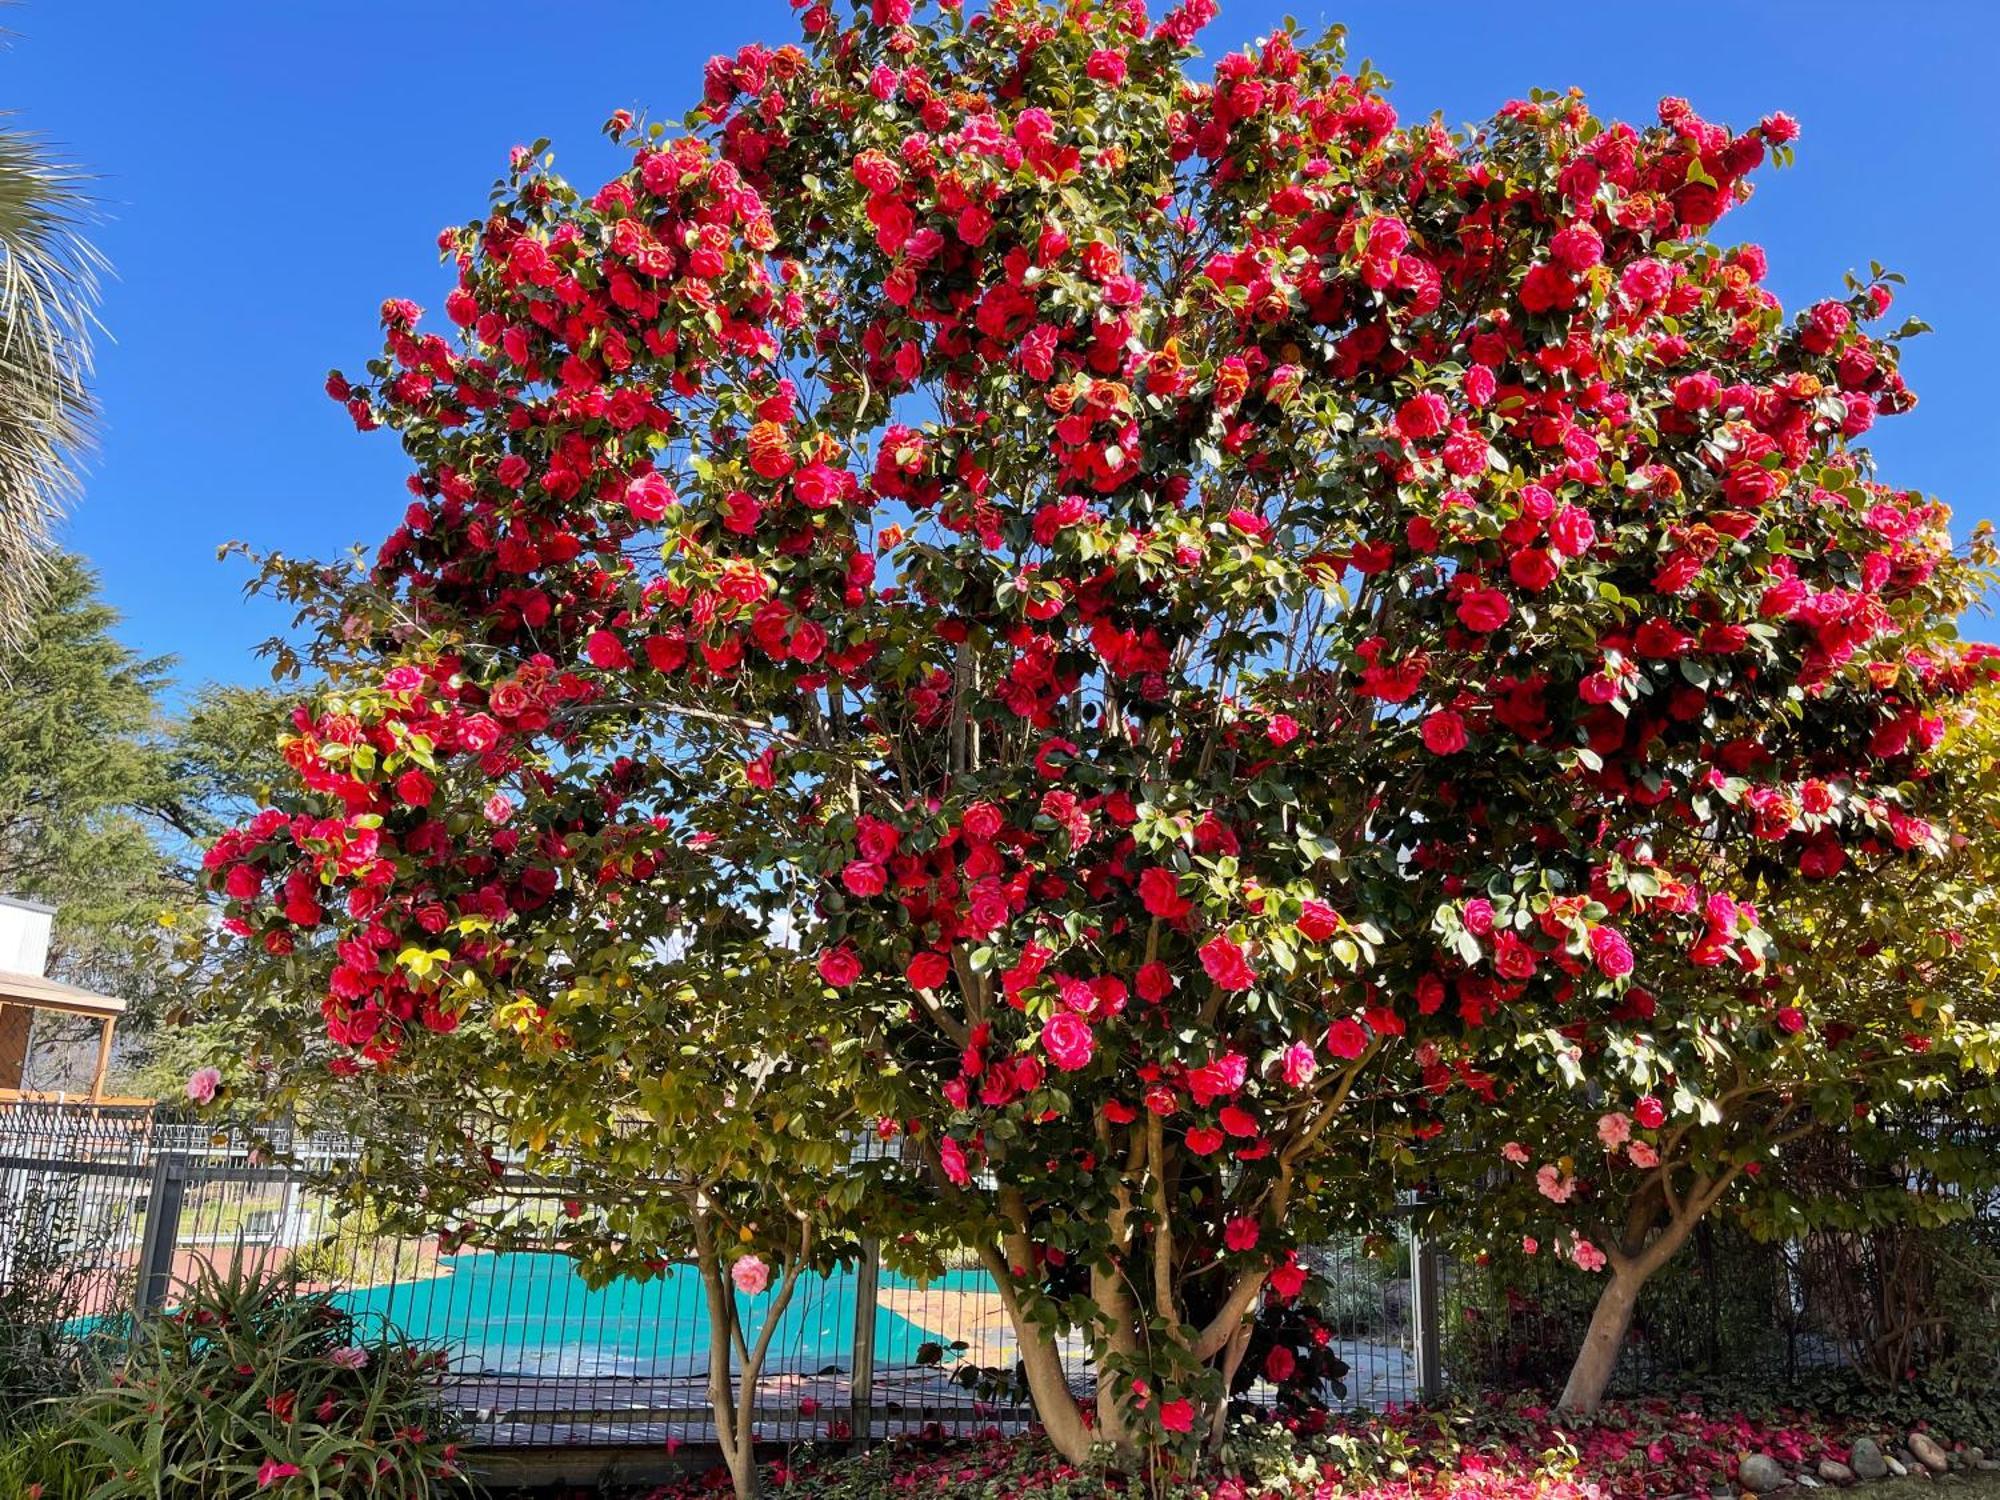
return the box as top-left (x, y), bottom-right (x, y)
top-left (207, 894), bottom-right (929, 1500)
top-left (1422, 683), bottom-right (2000, 1413)
top-left (202, 0), bottom-right (1989, 1465)
top-left (0, 122), bottom-right (101, 641)
top-left (0, 554), bottom-right (287, 1088)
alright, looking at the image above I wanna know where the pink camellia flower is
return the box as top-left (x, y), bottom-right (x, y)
top-left (731, 1254), bottom-right (771, 1296)
top-left (1042, 1012), bottom-right (1096, 1072)
top-left (328, 1345), bottom-right (370, 1371)
top-left (1571, 1237), bottom-right (1608, 1273)
top-left (1590, 924), bottom-right (1635, 978)
top-left (1536, 1164), bottom-right (1575, 1204)
top-left (939, 1137), bottom-right (970, 1186)
top-left (185, 1067), bottom-right (222, 1106)
top-left (1596, 1112), bottom-right (1632, 1150)
top-left (1627, 1141), bottom-right (1661, 1169)
top-left (1522, 1236), bottom-right (1539, 1256)
top-left (1280, 1041), bottom-right (1318, 1088)
top-left (1501, 1141), bottom-right (1530, 1165)
top-left (483, 793), bottom-right (515, 825)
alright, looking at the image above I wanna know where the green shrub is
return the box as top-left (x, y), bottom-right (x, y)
top-left (0, 1417), bottom-right (105, 1499)
top-left (0, 1176), bottom-right (123, 1421)
top-left (65, 1258), bottom-right (471, 1498)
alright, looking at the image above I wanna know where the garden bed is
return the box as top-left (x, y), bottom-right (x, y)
top-left (487, 1391), bottom-right (2000, 1500)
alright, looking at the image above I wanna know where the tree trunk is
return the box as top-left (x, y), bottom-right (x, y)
top-left (1090, 1260), bottom-right (1142, 1458)
top-left (1557, 1201), bottom-right (1707, 1416)
top-left (1206, 1320), bottom-right (1253, 1453)
top-left (1556, 1259), bottom-right (1643, 1416)
top-left (694, 1220), bottom-right (758, 1500)
top-left (975, 1241), bottom-right (1097, 1466)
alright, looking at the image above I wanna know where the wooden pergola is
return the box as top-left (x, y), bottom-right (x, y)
top-left (0, 967), bottom-right (130, 1103)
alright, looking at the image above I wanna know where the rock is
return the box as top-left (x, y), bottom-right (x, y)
top-left (1816, 1460), bottom-right (1854, 1485)
top-left (1967, 1446), bottom-right (1986, 1464)
top-left (1976, 1459), bottom-right (2000, 1472)
top-left (1886, 1454), bottom-right (1909, 1477)
top-left (1739, 1454), bottom-right (1791, 1493)
top-left (1908, 1432), bottom-right (1950, 1473)
top-left (1797, 1474), bottom-right (1822, 1489)
top-left (1850, 1439), bottom-right (1889, 1482)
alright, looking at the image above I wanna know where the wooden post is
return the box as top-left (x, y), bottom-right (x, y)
top-left (89, 1016), bottom-right (114, 1102)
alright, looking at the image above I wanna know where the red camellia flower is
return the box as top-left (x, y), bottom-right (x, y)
top-left (1295, 899), bottom-right (1341, 941)
top-left (1394, 391), bottom-right (1449, 442)
top-left (841, 860), bottom-right (887, 898)
top-left (816, 947), bottom-right (861, 989)
top-left (906, 951), bottom-right (951, 990)
top-left (1199, 936), bottom-right (1256, 991)
top-left (1421, 709), bottom-right (1468, 754)
top-left (1139, 866), bottom-right (1192, 920)
top-left (1325, 1017), bottom-right (1370, 1060)
top-left (1455, 587), bottom-right (1512, 633)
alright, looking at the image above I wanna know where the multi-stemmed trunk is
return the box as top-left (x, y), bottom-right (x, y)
top-left (953, 1062), bottom-right (1371, 1466)
top-left (974, 1237), bottom-right (1268, 1468)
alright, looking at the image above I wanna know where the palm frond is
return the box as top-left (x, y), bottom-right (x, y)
top-left (0, 120), bottom-right (104, 650)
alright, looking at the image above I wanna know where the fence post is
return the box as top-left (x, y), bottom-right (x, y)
top-left (849, 1237), bottom-right (880, 1448)
top-left (1410, 1229), bottom-right (1443, 1403)
top-left (134, 1150), bottom-right (188, 1316)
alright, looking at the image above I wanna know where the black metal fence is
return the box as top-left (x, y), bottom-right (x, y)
top-left (0, 1100), bottom-right (1434, 1447)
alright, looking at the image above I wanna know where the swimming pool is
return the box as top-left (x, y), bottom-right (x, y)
top-left (337, 1252), bottom-right (989, 1379)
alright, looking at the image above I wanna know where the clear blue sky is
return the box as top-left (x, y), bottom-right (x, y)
top-left (10, 1), bottom-right (1997, 690)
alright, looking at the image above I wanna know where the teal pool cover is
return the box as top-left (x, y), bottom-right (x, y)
top-left (337, 1252), bottom-right (988, 1379)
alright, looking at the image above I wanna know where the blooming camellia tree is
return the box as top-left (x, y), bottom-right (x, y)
top-left (202, 0), bottom-right (1990, 1464)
